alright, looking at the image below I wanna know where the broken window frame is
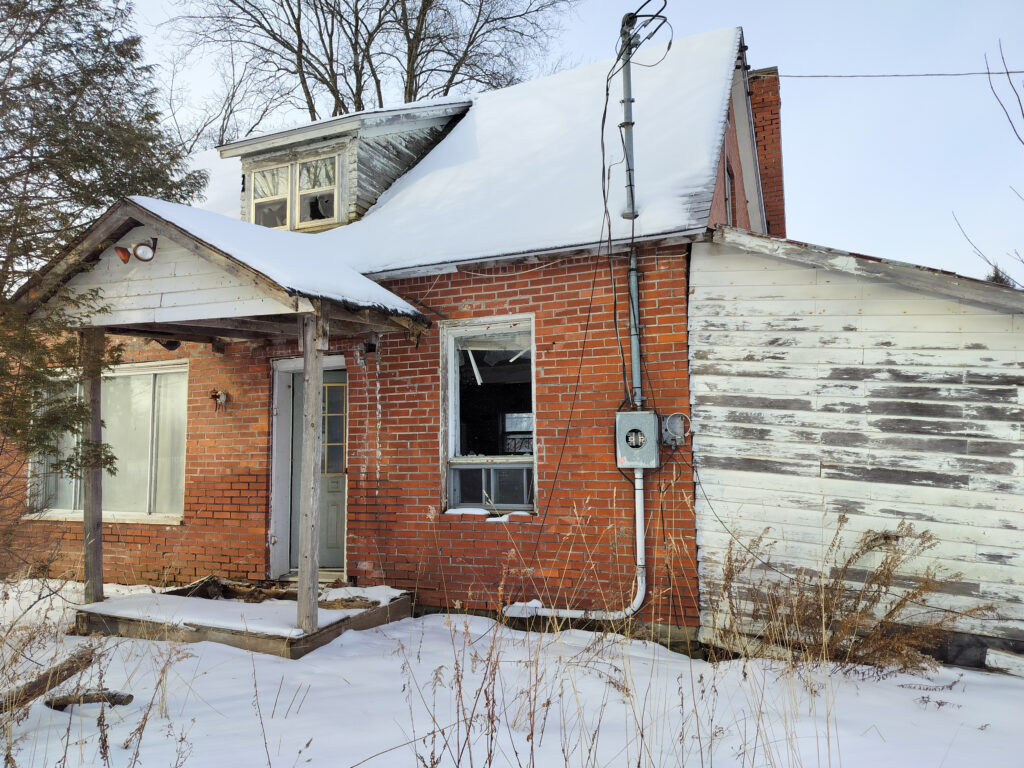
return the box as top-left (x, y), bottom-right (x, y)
top-left (295, 154), bottom-right (339, 229)
top-left (441, 316), bottom-right (536, 512)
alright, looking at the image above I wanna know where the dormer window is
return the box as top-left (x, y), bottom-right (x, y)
top-left (253, 166), bottom-right (289, 229)
top-left (249, 155), bottom-right (341, 231)
top-left (297, 156), bottom-right (337, 227)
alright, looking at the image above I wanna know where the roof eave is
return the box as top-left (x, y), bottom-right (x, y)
top-left (364, 227), bottom-right (706, 281)
top-left (711, 226), bottom-right (1024, 315)
top-left (217, 101), bottom-right (472, 159)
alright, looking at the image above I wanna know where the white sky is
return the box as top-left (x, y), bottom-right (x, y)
top-left (136, 0), bottom-right (1024, 281)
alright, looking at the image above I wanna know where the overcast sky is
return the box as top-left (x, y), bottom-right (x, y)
top-left (138, 0), bottom-right (1024, 281)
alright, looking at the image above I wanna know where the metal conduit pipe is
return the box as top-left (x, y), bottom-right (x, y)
top-left (504, 17), bottom-right (650, 618)
top-left (503, 468), bottom-right (647, 621)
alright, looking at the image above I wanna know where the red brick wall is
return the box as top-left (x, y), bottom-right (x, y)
top-left (749, 67), bottom-right (786, 237)
top-left (348, 243), bottom-right (697, 627)
top-left (9, 242), bottom-right (697, 628)
top-left (9, 339), bottom-right (276, 584)
top-left (709, 103), bottom-right (753, 231)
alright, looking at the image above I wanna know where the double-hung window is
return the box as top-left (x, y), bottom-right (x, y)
top-left (444, 318), bottom-right (535, 511)
top-left (297, 156), bottom-right (337, 227)
top-left (37, 363), bottom-right (188, 519)
top-left (250, 154), bottom-right (342, 231)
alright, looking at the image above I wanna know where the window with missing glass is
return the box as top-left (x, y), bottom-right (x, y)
top-left (297, 156), bottom-right (337, 226)
top-left (36, 364), bottom-right (188, 518)
top-left (253, 166), bottom-right (289, 228)
top-left (444, 319), bottom-right (535, 511)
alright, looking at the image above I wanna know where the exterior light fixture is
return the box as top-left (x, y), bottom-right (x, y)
top-left (132, 238), bottom-right (157, 262)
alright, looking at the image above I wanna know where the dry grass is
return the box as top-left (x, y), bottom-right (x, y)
top-left (707, 514), bottom-right (989, 677)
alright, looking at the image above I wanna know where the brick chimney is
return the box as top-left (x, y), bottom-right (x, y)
top-left (749, 67), bottom-right (786, 238)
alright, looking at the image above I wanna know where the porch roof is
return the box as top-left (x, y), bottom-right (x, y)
top-left (18, 198), bottom-right (428, 344)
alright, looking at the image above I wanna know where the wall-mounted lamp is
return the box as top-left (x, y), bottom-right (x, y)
top-left (132, 238), bottom-right (157, 262)
top-left (210, 389), bottom-right (229, 411)
top-left (114, 238), bottom-right (158, 264)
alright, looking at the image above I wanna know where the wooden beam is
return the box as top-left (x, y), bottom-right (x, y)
top-left (80, 328), bottom-right (104, 604)
top-left (188, 317), bottom-right (297, 336)
top-left (326, 306), bottom-right (395, 333)
top-left (104, 326), bottom-right (226, 346)
top-left (296, 306), bottom-right (327, 634)
top-left (326, 304), bottom-right (430, 337)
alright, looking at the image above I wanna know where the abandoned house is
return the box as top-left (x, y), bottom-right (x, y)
top-left (11, 23), bottom-right (1023, 657)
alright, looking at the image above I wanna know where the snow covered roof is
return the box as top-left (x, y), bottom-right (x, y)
top-left (331, 27), bottom-right (741, 274)
top-left (217, 97), bottom-right (472, 158)
top-left (127, 196), bottom-right (421, 316)
top-left (26, 27), bottom-right (742, 311)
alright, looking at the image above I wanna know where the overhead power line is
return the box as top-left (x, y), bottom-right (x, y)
top-left (775, 70), bottom-right (1024, 79)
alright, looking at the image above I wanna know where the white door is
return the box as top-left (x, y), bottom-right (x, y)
top-left (288, 368), bottom-right (347, 570)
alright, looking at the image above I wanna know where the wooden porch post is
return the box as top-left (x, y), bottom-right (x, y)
top-left (297, 307), bottom-right (327, 634)
top-left (80, 328), bottom-right (105, 604)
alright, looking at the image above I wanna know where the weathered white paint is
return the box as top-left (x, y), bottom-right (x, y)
top-left (64, 226), bottom-right (300, 325)
top-left (689, 239), bottom-right (1024, 649)
top-left (985, 648), bottom-right (1024, 677)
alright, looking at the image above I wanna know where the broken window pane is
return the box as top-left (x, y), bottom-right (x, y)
top-left (299, 191), bottom-right (335, 222)
top-left (456, 333), bottom-right (532, 457)
top-left (448, 322), bottom-right (534, 510)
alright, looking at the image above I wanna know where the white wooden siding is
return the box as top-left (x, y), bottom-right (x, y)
top-left (65, 226), bottom-right (297, 325)
top-left (689, 240), bottom-right (1024, 645)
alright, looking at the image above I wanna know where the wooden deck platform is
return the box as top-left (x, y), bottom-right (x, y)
top-left (73, 594), bottom-right (412, 660)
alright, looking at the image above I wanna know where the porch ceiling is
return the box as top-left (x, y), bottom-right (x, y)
top-left (99, 302), bottom-right (424, 348)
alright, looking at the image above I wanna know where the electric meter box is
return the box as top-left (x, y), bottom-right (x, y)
top-left (615, 411), bottom-right (660, 469)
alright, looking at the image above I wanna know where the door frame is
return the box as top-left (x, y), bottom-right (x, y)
top-left (269, 354), bottom-right (348, 578)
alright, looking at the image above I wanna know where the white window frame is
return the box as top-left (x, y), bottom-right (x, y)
top-left (33, 360), bottom-right (189, 525)
top-left (440, 315), bottom-right (536, 513)
top-left (294, 154), bottom-right (340, 230)
top-left (251, 164), bottom-right (291, 230)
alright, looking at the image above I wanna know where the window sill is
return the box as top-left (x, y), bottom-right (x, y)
top-left (29, 510), bottom-right (184, 526)
top-left (443, 508), bottom-right (535, 522)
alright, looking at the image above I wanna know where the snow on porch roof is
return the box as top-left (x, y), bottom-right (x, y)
top-left (126, 196), bottom-right (421, 317)
top-left (329, 26), bottom-right (741, 275)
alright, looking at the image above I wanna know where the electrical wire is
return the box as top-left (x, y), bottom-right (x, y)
top-left (773, 70), bottom-right (1024, 79)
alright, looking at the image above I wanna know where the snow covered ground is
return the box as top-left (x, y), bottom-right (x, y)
top-left (4, 581), bottom-right (1024, 767)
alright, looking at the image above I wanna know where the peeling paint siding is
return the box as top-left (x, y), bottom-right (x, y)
top-left (689, 240), bottom-right (1024, 645)
top-left (352, 127), bottom-right (446, 219)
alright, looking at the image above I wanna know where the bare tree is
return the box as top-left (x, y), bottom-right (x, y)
top-left (165, 44), bottom-right (294, 152)
top-left (171, 0), bottom-right (576, 125)
top-left (956, 41), bottom-right (1024, 286)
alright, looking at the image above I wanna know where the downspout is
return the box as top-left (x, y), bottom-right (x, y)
top-left (504, 14), bottom-right (648, 622)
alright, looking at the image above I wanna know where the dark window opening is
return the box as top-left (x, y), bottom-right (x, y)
top-left (449, 329), bottom-right (534, 509)
top-left (300, 191), bottom-right (335, 222)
